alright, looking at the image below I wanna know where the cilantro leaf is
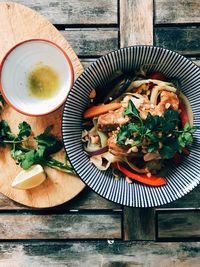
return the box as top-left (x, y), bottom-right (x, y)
top-left (145, 131), bottom-right (158, 143)
top-left (162, 109), bottom-right (179, 132)
top-left (116, 124), bottom-right (131, 145)
top-left (160, 145), bottom-right (176, 159)
top-left (20, 150), bottom-right (36, 170)
top-left (0, 120), bottom-right (16, 144)
top-left (147, 143), bottom-right (159, 153)
top-left (0, 120), bottom-right (74, 173)
top-left (177, 122), bottom-right (197, 149)
top-left (123, 100), bottom-right (140, 117)
top-left (123, 100), bottom-right (142, 124)
top-left (145, 113), bottom-right (161, 130)
top-left (18, 121), bottom-right (31, 140)
top-left (160, 138), bottom-right (179, 159)
top-left (128, 123), bottom-right (141, 133)
top-left (35, 128), bottom-right (63, 154)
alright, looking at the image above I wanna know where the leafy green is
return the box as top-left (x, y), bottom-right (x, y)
top-left (116, 125), bottom-right (130, 145)
top-left (147, 143), bottom-right (159, 153)
top-left (0, 120), bottom-right (16, 145)
top-left (123, 100), bottom-right (142, 124)
top-left (162, 109), bottom-right (179, 132)
top-left (177, 122), bottom-right (198, 152)
top-left (35, 130), bottom-right (63, 154)
top-left (145, 113), bottom-right (161, 130)
top-left (116, 100), bottom-right (198, 160)
top-left (0, 120), bottom-right (74, 174)
top-left (18, 122), bottom-right (31, 140)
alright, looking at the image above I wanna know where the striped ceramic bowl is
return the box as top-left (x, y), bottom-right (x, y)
top-left (62, 46), bottom-right (200, 207)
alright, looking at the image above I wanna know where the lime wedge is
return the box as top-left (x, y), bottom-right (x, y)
top-left (12, 164), bottom-right (46, 190)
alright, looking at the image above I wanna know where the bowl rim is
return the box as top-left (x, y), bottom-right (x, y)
top-left (62, 45), bottom-right (200, 208)
top-left (0, 38), bottom-right (74, 116)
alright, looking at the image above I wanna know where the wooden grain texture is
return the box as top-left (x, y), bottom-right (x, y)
top-left (161, 186), bottom-right (200, 208)
top-left (63, 29), bottom-right (118, 56)
top-left (120, 0), bottom-right (153, 47)
top-left (0, 187), bottom-right (121, 210)
top-left (154, 0), bottom-right (200, 24)
top-left (3, 0), bottom-right (118, 25)
top-left (120, 0), bottom-right (155, 241)
top-left (0, 213), bottom-right (121, 239)
top-left (0, 241), bottom-right (199, 266)
top-left (193, 60), bottom-right (200, 66)
top-left (81, 58), bottom-right (96, 69)
top-left (154, 26), bottom-right (200, 55)
top-left (123, 208), bottom-right (155, 241)
top-left (157, 211), bottom-right (200, 239)
top-left (0, 2), bottom-right (85, 208)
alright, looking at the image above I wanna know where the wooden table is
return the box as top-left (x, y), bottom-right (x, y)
top-left (0, 0), bottom-right (199, 266)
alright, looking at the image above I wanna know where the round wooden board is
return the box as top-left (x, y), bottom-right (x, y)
top-left (0, 2), bottom-right (85, 208)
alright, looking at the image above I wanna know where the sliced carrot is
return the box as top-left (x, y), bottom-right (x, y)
top-left (83, 103), bottom-right (122, 119)
top-left (113, 162), bottom-right (167, 187)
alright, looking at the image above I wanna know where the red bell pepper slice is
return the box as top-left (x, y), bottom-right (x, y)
top-left (172, 148), bottom-right (190, 165)
top-left (179, 100), bottom-right (189, 128)
top-left (149, 71), bottom-right (167, 81)
top-left (113, 162), bottom-right (167, 187)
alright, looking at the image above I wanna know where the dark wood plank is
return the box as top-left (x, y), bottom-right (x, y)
top-left (81, 58), bottom-right (96, 69)
top-left (4, 0), bottom-right (118, 24)
top-left (155, 0), bottom-right (200, 24)
top-left (123, 208), bottom-right (155, 241)
top-left (157, 210), bottom-right (200, 239)
top-left (120, 0), bottom-right (155, 241)
top-left (120, 0), bottom-right (153, 47)
top-left (155, 26), bottom-right (200, 55)
top-left (0, 213), bottom-right (121, 239)
top-left (0, 241), bottom-right (199, 266)
top-left (160, 186), bottom-right (200, 208)
top-left (0, 187), bottom-right (121, 210)
top-left (63, 29), bottom-right (118, 56)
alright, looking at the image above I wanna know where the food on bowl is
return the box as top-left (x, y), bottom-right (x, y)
top-left (82, 69), bottom-right (198, 186)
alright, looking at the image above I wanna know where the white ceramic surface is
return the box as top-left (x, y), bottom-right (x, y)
top-left (0, 39), bottom-right (74, 116)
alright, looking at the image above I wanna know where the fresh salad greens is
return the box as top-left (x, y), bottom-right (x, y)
top-left (0, 120), bottom-right (74, 174)
top-left (117, 100), bottom-right (198, 159)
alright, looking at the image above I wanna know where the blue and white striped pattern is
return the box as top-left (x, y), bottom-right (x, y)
top-left (62, 46), bottom-right (200, 207)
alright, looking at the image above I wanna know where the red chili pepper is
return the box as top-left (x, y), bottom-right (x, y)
top-left (179, 100), bottom-right (189, 127)
top-left (113, 162), bottom-right (167, 187)
top-left (172, 152), bottom-right (182, 165)
top-left (149, 71), bottom-right (167, 81)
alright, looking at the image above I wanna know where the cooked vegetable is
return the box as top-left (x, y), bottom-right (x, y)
top-left (149, 71), bottom-right (167, 81)
top-left (83, 103), bottom-right (122, 119)
top-left (86, 146), bottom-right (108, 156)
top-left (113, 162), bottom-right (167, 186)
top-left (82, 69), bottom-right (199, 186)
top-left (179, 92), bottom-right (193, 127)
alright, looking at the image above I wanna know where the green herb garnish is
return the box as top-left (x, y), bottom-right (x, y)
top-left (0, 120), bottom-right (74, 174)
top-left (116, 100), bottom-right (198, 159)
